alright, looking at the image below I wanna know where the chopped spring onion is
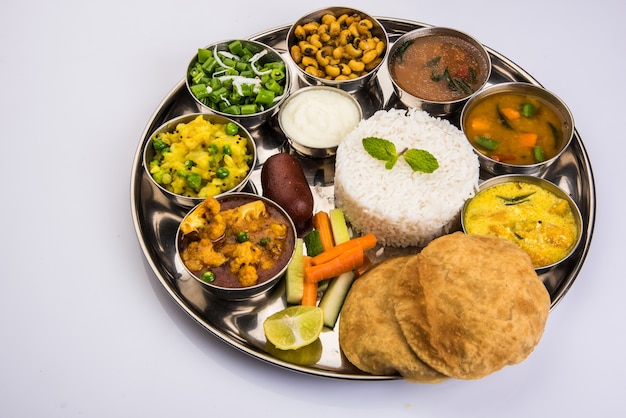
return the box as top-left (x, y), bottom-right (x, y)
top-left (187, 42), bottom-right (287, 115)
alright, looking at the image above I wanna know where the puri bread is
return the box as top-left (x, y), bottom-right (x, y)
top-left (393, 232), bottom-right (550, 380)
top-left (338, 256), bottom-right (448, 383)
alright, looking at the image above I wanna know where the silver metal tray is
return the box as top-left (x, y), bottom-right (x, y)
top-left (130, 18), bottom-right (596, 380)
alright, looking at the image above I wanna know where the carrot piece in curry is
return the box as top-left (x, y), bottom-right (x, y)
top-left (519, 132), bottom-right (538, 147)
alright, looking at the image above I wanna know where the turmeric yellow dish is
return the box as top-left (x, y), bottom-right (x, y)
top-left (148, 115), bottom-right (253, 198)
top-left (463, 180), bottom-right (580, 268)
top-left (178, 196), bottom-right (295, 288)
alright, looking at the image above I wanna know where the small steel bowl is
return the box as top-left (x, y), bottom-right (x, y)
top-left (278, 86), bottom-right (362, 158)
top-left (143, 113), bottom-right (256, 208)
top-left (387, 26), bottom-right (491, 118)
top-left (460, 82), bottom-right (575, 175)
top-left (461, 174), bottom-right (583, 271)
top-left (176, 193), bottom-right (297, 301)
top-left (286, 7), bottom-right (389, 93)
top-left (185, 39), bottom-right (292, 130)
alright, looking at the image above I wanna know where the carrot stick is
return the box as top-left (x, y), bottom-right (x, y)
top-left (301, 256), bottom-right (317, 306)
top-left (301, 281), bottom-right (318, 306)
top-left (305, 247), bottom-right (364, 283)
top-left (519, 132), bottom-right (538, 147)
top-left (355, 254), bottom-right (372, 278)
top-left (312, 211), bottom-right (334, 252)
top-left (311, 233), bottom-right (377, 266)
top-left (500, 107), bottom-right (521, 120)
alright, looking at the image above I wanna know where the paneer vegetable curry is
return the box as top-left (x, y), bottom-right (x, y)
top-left (178, 196), bottom-right (294, 288)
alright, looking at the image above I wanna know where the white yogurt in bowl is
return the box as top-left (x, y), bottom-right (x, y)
top-left (278, 86), bottom-right (362, 158)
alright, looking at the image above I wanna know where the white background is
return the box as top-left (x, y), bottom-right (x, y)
top-left (1, 0), bottom-right (623, 416)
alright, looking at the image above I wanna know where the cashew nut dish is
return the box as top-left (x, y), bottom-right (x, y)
top-left (131, 8), bottom-right (594, 381)
top-left (289, 12), bottom-right (386, 81)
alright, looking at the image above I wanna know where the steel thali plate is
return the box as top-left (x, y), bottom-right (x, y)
top-left (130, 18), bottom-right (596, 380)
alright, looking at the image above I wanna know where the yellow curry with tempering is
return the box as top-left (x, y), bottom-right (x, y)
top-left (463, 181), bottom-right (579, 268)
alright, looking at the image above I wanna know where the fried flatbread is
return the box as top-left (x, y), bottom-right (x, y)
top-left (393, 232), bottom-right (550, 380)
top-left (339, 256), bottom-right (448, 383)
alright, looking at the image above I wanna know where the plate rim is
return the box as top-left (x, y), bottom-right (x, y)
top-left (130, 17), bottom-right (596, 380)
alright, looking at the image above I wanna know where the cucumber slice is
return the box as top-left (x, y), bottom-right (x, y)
top-left (329, 208), bottom-right (351, 244)
top-left (318, 271), bottom-right (355, 329)
top-left (285, 238), bottom-right (304, 304)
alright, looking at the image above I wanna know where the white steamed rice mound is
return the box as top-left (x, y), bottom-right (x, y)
top-left (334, 108), bottom-right (479, 248)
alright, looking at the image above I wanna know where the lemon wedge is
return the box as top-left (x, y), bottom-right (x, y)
top-left (263, 306), bottom-right (324, 350)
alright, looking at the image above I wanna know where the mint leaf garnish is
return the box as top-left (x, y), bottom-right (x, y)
top-left (385, 155), bottom-right (398, 169)
top-left (361, 137), bottom-right (439, 173)
top-left (404, 149), bottom-right (439, 173)
top-left (362, 137), bottom-right (396, 161)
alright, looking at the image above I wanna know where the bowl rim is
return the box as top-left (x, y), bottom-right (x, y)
top-left (142, 112), bottom-right (257, 205)
top-left (461, 174), bottom-right (583, 270)
top-left (387, 26), bottom-right (493, 105)
top-left (175, 192), bottom-right (298, 292)
top-left (460, 81), bottom-right (576, 169)
top-left (185, 38), bottom-right (291, 118)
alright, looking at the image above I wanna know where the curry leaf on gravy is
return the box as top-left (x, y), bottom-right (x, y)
top-left (497, 105), bottom-right (515, 130)
top-left (395, 40), bottom-right (415, 63)
top-left (426, 56), bottom-right (442, 67)
top-left (497, 192), bottom-right (536, 206)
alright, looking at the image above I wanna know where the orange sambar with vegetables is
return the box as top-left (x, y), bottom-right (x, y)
top-left (463, 92), bottom-right (565, 165)
top-left (390, 35), bottom-right (488, 102)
